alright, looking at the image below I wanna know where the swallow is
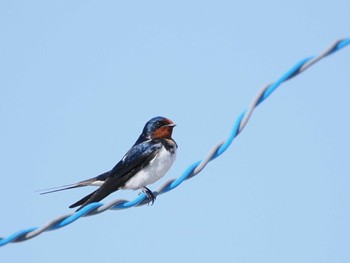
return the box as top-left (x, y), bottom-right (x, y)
top-left (40, 116), bottom-right (177, 210)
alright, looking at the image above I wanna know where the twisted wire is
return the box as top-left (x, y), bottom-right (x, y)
top-left (1, 38), bottom-right (349, 247)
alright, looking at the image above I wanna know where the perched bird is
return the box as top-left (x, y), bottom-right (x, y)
top-left (40, 116), bottom-right (177, 210)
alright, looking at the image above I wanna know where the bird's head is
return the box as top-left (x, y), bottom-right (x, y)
top-left (142, 116), bottom-right (176, 140)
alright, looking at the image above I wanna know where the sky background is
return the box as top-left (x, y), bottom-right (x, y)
top-left (1, 1), bottom-right (349, 262)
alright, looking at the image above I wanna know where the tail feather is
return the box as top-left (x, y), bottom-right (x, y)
top-left (39, 171), bottom-right (117, 211)
top-left (69, 190), bottom-right (98, 209)
top-left (70, 188), bottom-right (119, 211)
top-left (38, 177), bottom-right (98, 195)
top-left (38, 183), bottom-right (86, 195)
top-left (70, 177), bottom-right (121, 210)
top-left (37, 171), bottom-right (110, 195)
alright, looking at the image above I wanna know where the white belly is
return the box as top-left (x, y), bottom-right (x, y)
top-left (122, 146), bottom-right (176, 190)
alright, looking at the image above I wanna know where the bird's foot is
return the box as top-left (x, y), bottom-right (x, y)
top-left (140, 187), bottom-right (156, 205)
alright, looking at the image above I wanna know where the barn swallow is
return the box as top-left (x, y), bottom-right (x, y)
top-left (40, 116), bottom-right (177, 210)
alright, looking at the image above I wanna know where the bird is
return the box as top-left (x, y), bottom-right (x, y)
top-left (40, 116), bottom-right (177, 210)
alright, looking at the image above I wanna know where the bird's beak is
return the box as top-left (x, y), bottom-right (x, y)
top-left (166, 123), bottom-right (176, 127)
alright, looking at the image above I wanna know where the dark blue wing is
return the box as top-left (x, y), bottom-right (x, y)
top-left (109, 140), bottom-right (162, 178)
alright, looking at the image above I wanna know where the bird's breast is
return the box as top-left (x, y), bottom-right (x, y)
top-left (122, 146), bottom-right (176, 190)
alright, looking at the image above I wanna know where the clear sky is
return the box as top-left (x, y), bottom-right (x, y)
top-left (1, 1), bottom-right (349, 262)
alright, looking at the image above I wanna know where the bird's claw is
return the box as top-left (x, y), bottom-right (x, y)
top-left (140, 187), bottom-right (156, 205)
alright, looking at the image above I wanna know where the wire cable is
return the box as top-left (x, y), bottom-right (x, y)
top-left (1, 38), bottom-right (349, 247)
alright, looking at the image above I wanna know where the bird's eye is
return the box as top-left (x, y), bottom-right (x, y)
top-left (155, 121), bottom-right (162, 127)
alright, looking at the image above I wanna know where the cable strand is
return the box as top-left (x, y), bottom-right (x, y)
top-left (1, 38), bottom-right (349, 247)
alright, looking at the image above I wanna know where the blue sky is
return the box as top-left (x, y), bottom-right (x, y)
top-left (1, 1), bottom-right (349, 262)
